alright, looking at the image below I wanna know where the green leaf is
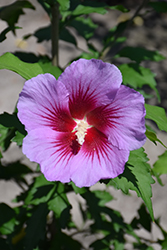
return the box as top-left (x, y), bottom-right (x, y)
top-left (60, 27), bottom-right (77, 45)
top-left (0, 26), bottom-right (21, 42)
top-left (131, 204), bottom-right (152, 232)
top-left (33, 25), bottom-right (51, 42)
top-left (24, 175), bottom-right (56, 205)
top-left (50, 231), bottom-right (82, 250)
top-left (69, 16), bottom-right (97, 40)
top-left (38, 61), bottom-right (62, 79)
top-left (149, 1), bottom-right (167, 13)
top-left (48, 182), bottom-right (71, 219)
top-left (155, 220), bottom-right (167, 249)
top-left (82, 191), bottom-right (124, 232)
top-left (57, 0), bottom-right (70, 11)
top-left (72, 3), bottom-right (108, 15)
top-left (116, 46), bottom-right (165, 63)
top-left (72, 2), bottom-right (128, 16)
top-left (37, 0), bottom-right (51, 17)
top-left (128, 149), bottom-right (155, 221)
top-left (33, 24), bottom-right (77, 45)
top-left (0, 112), bottom-right (26, 151)
top-left (79, 52), bottom-right (99, 60)
top-left (138, 204), bottom-right (152, 232)
top-left (112, 240), bottom-right (124, 250)
top-left (153, 151), bottom-right (167, 175)
top-left (60, 10), bottom-right (72, 21)
top-left (0, 203), bottom-right (16, 235)
top-left (92, 190), bottom-right (113, 207)
top-left (81, 191), bottom-right (104, 227)
top-left (138, 90), bottom-right (153, 100)
top-left (0, 160), bottom-right (33, 187)
top-left (25, 204), bottom-right (48, 250)
top-left (109, 5), bottom-right (128, 13)
top-left (119, 63), bottom-right (156, 89)
top-left (70, 182), bottom-right (87, 194)
top-left (75, 43), bottom-right (100, 60)
top-left (0, 124), bottom-right (8, 151)
top-left (110, 148), bottom-right (155, 220)
top-left (145, 104), bottom-right (167, 132)
top-left (12, 130), bottom-right (25, 146)
top-left (133, 243), bottom-right (155, 250)
top-left (103, 22), bottom-right (127, 50)
top-left (90, 238), bottom-right (111, 250)
top-left (82, 190), bottom-right (130, 246)
top-left (0, 112), bottom-right (26, 135)
top-left (145, 129), bottom-right (167, 148)
top-left (151, 170), bottom-right (163, 186)
top-left (118, 63), bottom-right (160, 100)
top-left (13, 51), bottom-right (42, 63)
top-left (48, 183), bottom-right (71, 228)
top-left (0, 127), bottom-right (16, 151)
top-left (0, 53), bottom-right (43, 80)
top-left (159, 234), bottom-right (167, 250)
top-left (0, 1), bottom-right (35, 31)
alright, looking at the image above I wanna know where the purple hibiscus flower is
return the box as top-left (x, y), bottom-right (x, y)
top-left (17, 59), bottom-right (146, 187)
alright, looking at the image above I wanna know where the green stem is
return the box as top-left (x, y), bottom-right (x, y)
top-left (51, 2), bottom-right (59, 67)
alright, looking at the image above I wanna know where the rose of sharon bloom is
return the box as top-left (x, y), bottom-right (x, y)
top-left (17, 59), bottom-right (146, 187)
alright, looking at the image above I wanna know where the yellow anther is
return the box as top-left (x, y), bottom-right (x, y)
top-left (73, 118), bottom-right (92, 145)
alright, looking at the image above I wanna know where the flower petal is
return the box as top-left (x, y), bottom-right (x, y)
top-left (23, 126), bottom-right (129, 187)
top-left (87, 85), bottom-right (146, 151)
top-left (70, 127), bottom-right (129, 187)
top-left (17, 73), bottom-right (75, 132)
top-left (58, 59), bottom-right (122, 119)
top-left (22, 127), bottom-right (75, 183)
